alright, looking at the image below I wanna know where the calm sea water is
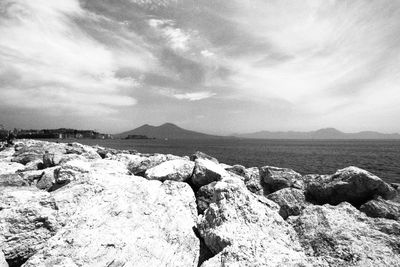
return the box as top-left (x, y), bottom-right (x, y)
top-left (48, 138), bottom-right (400, 184)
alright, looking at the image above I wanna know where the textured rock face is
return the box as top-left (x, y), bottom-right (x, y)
top-left (145, 159), bottom-right (195, 182)
top-left (0, 162), bottom-right (24, 175)
top-left (1, 139), bottom-right (400, 267)
top-left (306, 167), bottom-right (397, 205)
top-left (0, 251), bottom-right (7, 267)
top-left (127, 154), bottom-right (177, 175)
top-left (242, 167), bottom-right (265, 195)
top-left (198, 180), bottom-right (309, 266)
top-left (267, 188), bottom-right (307, 219)
top-left (289, 202), bottom-right (400, 266)
top-left (360, 196), bottom-right (400, 220)
top-left (0, 187), bottom-right (59, 266)
top-left (190, 151), bottom-right (219, 164)
top-left (260, 166), bottom-right (303, 194)
top-left (191, 158), bottom-right (230, 188)
top-left (24, 174), bottom-right (200, 267)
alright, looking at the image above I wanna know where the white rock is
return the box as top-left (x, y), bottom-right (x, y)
top-left (191, 158), bottom-right (230, 187)
top-left (145, 159), bottom-right (195, 182)
top-left (24, 166), bottom-right (200, 267)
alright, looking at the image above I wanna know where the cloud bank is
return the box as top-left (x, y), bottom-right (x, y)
top-left (1, 0), bottom-right (399, 133)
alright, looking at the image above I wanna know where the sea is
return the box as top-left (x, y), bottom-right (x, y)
top-left (47, 138), bottom-right (400, 184)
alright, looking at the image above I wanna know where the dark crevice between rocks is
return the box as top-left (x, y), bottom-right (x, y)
top-left (48, 180), bottom-right (71, 192)
top-left (192, 226), bottom-right (214, 267)
top-left (7, 256), bottom-right (28, 267)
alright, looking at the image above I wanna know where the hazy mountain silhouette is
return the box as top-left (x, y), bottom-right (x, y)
top-left (116, 123), bottom-right (223, 139)
top-left (236, 127), bottom-right (400, 139)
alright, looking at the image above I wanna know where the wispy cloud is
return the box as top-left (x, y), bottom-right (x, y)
top-left (1, 0), bottom-right (400, 133)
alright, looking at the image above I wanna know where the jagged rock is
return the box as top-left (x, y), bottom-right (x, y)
top-left (65, 143), bottom-right (101, 160)
top-left (11, 141), bottom-right (66, 165)
top-left (191, 158), bottom-right (230, 188)
top-left (24, 170), bottom-right (200, 266)
top-left (0, 187), bottom-right (59, 266)
top-left (267, 188), bottom-right (307, 219)
top-left (198, 179), bottom-right (309, 266)
top-left (260, 166), bottom-right (303, 194)
top-left (306, 167), bottom-right (397, 206)
top-left (196, 182), bottom-right (217, 214)
top-left (108, 153), bottom-right (142, 167)
top-left (241, 167), bottom-right (266, 195)
top-left (360, 196), bottom-right (400, 220)
top-left (219, 163), bottom-right (232, 169)
top-left (36, 167), bottom-right (60, 191)
top-left (56, 160), bottom-right (91, 184)
top-left (0, 161), bottom-right (24, 175)
top-left (21, 159), bottom-right (43, 171)
top-left (0, 251), bottom-right (7, 267)
top-left (0, 174), bottom-right (29, 187)
top-left (225, 164), bottom-right (246, 176)
top-left (145, 159), bottom-right (195, 182)
top-left (190, 151), bottom-right (219, 164)
top-left (127, 154), bottom-right (174, 175)
top-left (288, 202), bottom-right (400, 266)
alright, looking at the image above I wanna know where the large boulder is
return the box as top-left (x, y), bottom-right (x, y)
top-left (260, 166), bottom-right (303, 194)
top-left (0, 161), bottom-right (24, 175)
top-left (56, 160), bottom-right (91, 184)
top-left (0, 251), bottom-right (7, 267)
top-left (65, 143), bottom-right (101, 160)
top-left (11, 140), bottom-right (67, 165)
top-left (243, 167), bottom-right (266, 195)
top-left (360, 196), bottom-right (400, 221)
top-left (196, 182), bottom-right (217, 214)
top-left (190, 151), bottom-right (219, 164)
top-left (36, 167), bottom-right (60, 191)
top-left (267, 188), bottom-right (308, 219)
top-left (0, 187), bottom-right (59, 266)
top-left (127, 154), bottom-right (179, 175)
top-left (191, 158), bottom-right (230, 188)
top-left (145, 159), bottom-right (195, 182)
top-left (24, 168), bottom-right (200, 266)
top-left (306, 167), bottom-right (397, 205)
top-left (0, 173), bottom-right (29, 187)
top-left (198, 179), bottom-right (310, 266)
top-left (288, 202), bottom-right (400, 266)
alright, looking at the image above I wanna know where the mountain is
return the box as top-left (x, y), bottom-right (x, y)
top-left (236, 128), bottom-right (400, 140)
top-left (116, 123), bottom-right (223, 139)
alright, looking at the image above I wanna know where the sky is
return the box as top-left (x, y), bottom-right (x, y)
top-left (1, 0), bottom-right (400, 134)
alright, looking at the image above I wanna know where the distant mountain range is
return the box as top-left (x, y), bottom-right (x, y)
top-left (117, 124), bottom-right (400, 140)
top-left (116, 123), bottom-right (223, 139)
top-left (236, 127), bottom-right (400, 140)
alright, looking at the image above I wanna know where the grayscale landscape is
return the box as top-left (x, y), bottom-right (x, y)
top-left (1, 1), bottom-right (400, 267)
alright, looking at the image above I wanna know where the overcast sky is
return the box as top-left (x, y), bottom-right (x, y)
top-left (1, 0), bottom-right (400, 134)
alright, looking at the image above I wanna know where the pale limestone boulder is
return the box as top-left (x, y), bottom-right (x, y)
top-left (306, 167), bottom-right (397, 205)
top-left (198, 179), bottom-right (310, 266)
top-left (65, 143), bottom-right (101, 160)
top-left (36, 167), bottom-right (60, 191)
top-left (127, 154), bottom-right (173, 175)
top-left (56, 160), bottom-right (91, 183)
top-left (190, 151), bottom-right (219, 164)
top-left (288, 202), bottom-right (400, 266)
top-left (0, 161), bottom-right (24, 175)
top-left (0, 251), bottom-right (7, 267)
top-left (24, 167), bottom-right (200, 267)
top-left (191, 158), bottom-right (230, 188)
top-left (0, 187), bottom-right (59, 266)
top-left (145, 159), bottom-right (195, 182)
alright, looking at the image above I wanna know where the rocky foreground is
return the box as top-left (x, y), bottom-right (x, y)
top-left (0, 140), bottom-right (400, 267)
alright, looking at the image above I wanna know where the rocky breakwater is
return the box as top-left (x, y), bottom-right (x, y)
top-left (0, 140), bottom-right (399, 267)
